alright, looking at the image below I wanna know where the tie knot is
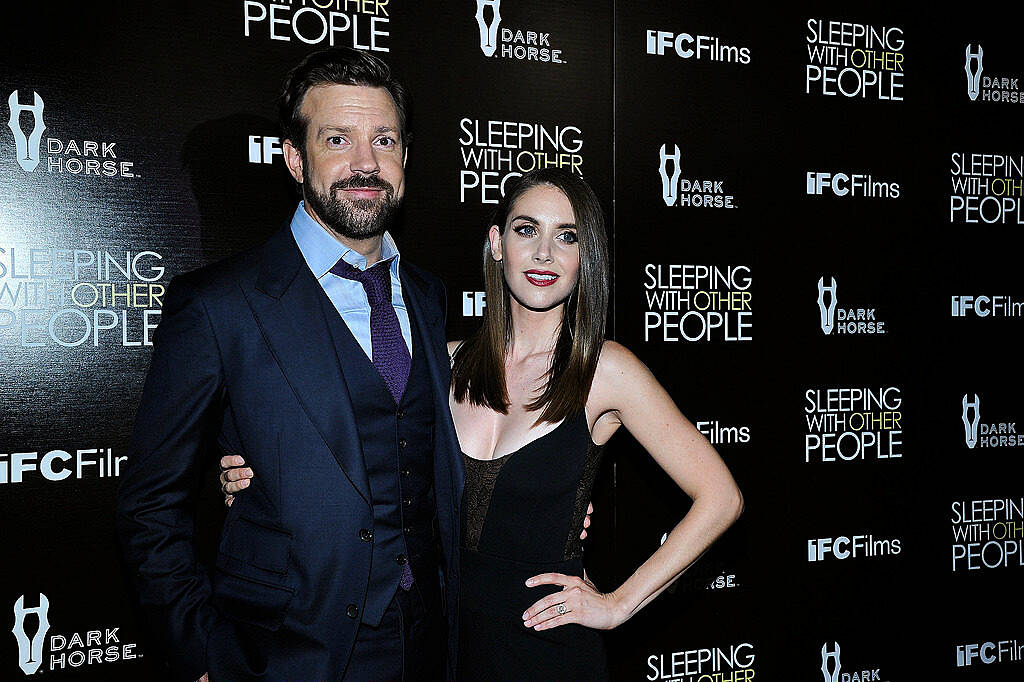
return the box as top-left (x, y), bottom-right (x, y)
top-left (330, 256), bottom-right (394, 306)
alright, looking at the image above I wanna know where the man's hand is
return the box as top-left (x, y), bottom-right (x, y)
top-left (219, 455), bottom-right (251, 507)
top-left (580, 502), bottom-right (593, 540)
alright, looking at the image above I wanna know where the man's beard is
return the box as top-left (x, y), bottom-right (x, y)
top-left (304, 173), bottom-right (401, 240)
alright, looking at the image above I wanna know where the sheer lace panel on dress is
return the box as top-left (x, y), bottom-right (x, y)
top-left (461, 455), bottom-right (508, 552)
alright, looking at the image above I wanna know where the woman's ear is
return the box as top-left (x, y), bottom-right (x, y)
top-left (487, 225), bottom-right (503, 261)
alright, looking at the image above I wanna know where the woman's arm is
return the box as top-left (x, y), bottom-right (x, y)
top-left (523, 341), bottom-right (743, 631)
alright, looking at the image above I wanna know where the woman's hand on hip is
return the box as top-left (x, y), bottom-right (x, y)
top-left (522, 572), bottom-right (626, 631)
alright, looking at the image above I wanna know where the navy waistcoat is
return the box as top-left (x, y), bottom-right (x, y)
top-left (322, 293), bottom-right (440, 627)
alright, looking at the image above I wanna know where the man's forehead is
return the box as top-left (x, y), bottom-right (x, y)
top-left (302, 83), bottom-right (399, 121)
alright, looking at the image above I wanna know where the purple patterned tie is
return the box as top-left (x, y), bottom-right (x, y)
top-left (399, 563), bottom-right (414, 591)
top-left (330, 256), bottom-right (411, 404)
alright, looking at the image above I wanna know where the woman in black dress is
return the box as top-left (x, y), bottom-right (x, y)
top-left (222, 169), bottom-right (743, 679)
top-left (447, 169), bottom-right (742, 679)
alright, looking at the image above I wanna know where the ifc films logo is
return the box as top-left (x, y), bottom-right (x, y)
top-left (957, 639), bottom-right (1024, 668)
top-left (645, 29), bottom-right (751, 64)
top-left (951, 295), bottom-right (1024, 318)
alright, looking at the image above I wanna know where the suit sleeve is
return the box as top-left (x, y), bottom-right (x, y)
top-left (437, 278), bottom-right (449, 342)
top-left (116, 275), bottom-right (224, 682)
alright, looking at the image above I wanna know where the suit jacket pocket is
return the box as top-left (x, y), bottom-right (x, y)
top-left (214, 516), bottom-right (295, 631)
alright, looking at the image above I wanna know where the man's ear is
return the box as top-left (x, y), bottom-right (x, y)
top-left (283, 139), bottom-right (304, 184)
top-left (487, 225), bottom-right (503, 261)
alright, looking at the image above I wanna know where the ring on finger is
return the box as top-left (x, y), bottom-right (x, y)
top-left (555, 603), bottom-right (567, 615)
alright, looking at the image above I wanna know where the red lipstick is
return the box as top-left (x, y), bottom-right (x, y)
top-left (524, 270), bottom-right (559, 287)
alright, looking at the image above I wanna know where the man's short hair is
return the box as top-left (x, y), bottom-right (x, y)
top-left (279, 47), bottom-right (412, 152)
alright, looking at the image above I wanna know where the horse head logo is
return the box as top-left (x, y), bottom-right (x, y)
top-left (965, 44), bottom-right (984, 101)
top-left (7, 91), bottom-right (46, 172)
top-left (962, 394), bottom-right (980, 448)
top-left (817, 277), bottom-right (838, 335)
top-left (820, 641), bottom-right (841, 682)
top-left (475, 0), bottom-right (501, 57)
top-left (658, 144), bottom-right (681, 206)
top-left (12, 593), bottom-right (50, 675)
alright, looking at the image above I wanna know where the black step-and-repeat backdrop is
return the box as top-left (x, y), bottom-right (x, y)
top-left (2, 2), bottom-right (1020, 680)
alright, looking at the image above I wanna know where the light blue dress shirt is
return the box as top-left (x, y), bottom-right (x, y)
top-left (290, 201), bottom-right (412, 361)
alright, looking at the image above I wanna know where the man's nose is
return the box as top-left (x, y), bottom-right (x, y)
top-left (348, 141), bottom-right (380, 175)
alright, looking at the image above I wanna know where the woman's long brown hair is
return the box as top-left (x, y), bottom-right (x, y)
top-left (451, 168), bottom-right (610, 424)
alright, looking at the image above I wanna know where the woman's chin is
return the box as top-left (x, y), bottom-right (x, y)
top-left (509, 290), bottom-right (569, 314)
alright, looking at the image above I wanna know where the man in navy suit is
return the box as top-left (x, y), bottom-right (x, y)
top-left (116, 48), bottom-right (463, 681)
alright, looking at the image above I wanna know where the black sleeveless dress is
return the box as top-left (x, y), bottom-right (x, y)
top-left (457, 413), bottom-right (609, 680)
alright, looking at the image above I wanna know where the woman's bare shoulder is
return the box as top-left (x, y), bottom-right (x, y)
top-left (594, 339), bottom-right (649, 381)
top-left (592, 340), bottom-right (664, 407)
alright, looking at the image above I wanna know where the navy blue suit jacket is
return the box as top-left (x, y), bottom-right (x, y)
top-left (116, 225), bottom-right (464, 680)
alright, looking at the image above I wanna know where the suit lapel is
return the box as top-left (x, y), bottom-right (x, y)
top-left (244, 226), bottom-right (372, 507)
top-left (401, 267), bottom-right (466, 498)
top-left (400, 268), bottom-right (447, 393)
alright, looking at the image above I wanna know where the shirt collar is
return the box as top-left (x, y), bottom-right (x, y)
top-left (290, 201), bottom-right (402, 279)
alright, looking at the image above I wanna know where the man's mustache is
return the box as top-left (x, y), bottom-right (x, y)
top-left (331, 175), bottom-right (395, 196)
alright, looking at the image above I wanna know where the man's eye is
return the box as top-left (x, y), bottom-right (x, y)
top-left (327, 136), bottom-right (346, 146)
top-left (376, 136), bottom-right (396, 147)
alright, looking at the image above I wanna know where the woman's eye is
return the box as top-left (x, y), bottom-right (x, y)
top-left (558, 231), bottom-right (578, 244)
top-left (513, 224), bottom-right (536, 236)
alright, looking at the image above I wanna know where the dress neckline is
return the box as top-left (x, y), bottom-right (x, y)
top-left (461, 414), bottom-right (582, 463)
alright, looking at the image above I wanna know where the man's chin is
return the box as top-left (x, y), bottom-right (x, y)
top-left (344, 197), bottom-right (387, 213)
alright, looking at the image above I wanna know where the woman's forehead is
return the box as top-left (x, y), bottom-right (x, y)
top-left (509, 184), bottom-right (573, 220)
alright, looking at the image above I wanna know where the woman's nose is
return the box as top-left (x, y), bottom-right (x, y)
top-left (533, 239), bottom-right (552, 262)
